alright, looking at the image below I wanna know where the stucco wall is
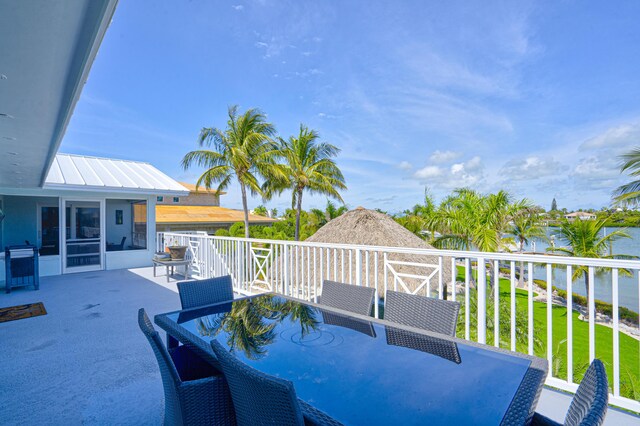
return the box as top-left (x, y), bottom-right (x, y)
top-left (2, 195), bottom-right (58, 248)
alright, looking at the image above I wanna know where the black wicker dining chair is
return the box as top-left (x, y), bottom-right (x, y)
top-left (138, 309), bottom-right (235, 426)
top-left (384, 290), bottom-right (460, 336)
top-left (210, 340), bottom-right (342, 426)
top-left (318, 280), bottom-right (376, 316)
top-left (532, 359), bottom-right (608, 426)
top-left (177, 275), bottom-right (234, 309)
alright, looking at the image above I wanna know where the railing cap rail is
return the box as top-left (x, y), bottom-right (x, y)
top-left (159, 232), bottom-right (640, 270)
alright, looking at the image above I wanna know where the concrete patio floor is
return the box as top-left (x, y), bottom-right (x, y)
top-left (0, 268), bottom-right (638, 425)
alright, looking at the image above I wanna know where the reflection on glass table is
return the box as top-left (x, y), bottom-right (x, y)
top-left (156, 294), bottom-right (547, 426)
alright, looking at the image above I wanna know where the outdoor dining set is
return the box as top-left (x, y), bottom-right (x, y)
top-left (140, 276), bottom-right (609, 426)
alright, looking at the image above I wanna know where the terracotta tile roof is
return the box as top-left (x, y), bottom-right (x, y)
top-left (178, 182), bottom-right (227, 195)
top-left (156, 205), bottom-right (276, 224)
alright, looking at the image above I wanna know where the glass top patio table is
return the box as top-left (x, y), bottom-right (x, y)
top-left (155, 294), bottom-right (547, 426)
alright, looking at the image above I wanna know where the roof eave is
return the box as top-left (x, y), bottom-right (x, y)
top-left (42, 183), bottom-right (189, 196)
top-left (38, 0), bottom-right (119, 187)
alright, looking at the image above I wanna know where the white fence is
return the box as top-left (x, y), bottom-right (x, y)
top-left (157, 232), bottom-right (640, 411)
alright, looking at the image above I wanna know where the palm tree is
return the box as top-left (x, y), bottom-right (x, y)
top-left (310, 200), bottom-right (348, 228)
top-left (613, 147), bottom-right (640, 206)
top-left (509, 206), bottom-right (547, 287)
top-left (547, 217), bottom-right (632, 310)
top-left (273, 124), bottom-right (346, 240)
top-left (181, 106), bottom-right (285, 238)
top-left (429, 189), bottom-right (517, 252)
top-left (396, 188), bottom-right (437, 239)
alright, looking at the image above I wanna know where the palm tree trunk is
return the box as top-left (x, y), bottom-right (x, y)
top-left (295, 189), bottom-right (303, 241)
top-left (518, 262), bottom-right (525, 288)
top-left (517, 240), bottom-right (525, 289)
top-left (240, 184), bottom-right (250, 239)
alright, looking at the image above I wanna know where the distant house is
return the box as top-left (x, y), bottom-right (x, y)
top-left (155, 183), bottom-right (276, 234)
top-left (564, 211), bottom-right (597, 220)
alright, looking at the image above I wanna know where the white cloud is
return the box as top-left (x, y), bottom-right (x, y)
top-left (563, 156), bottom-right (626, 193)
top-left (581, 122), bottom-right (640, 153)
top-left (500, 156), bottom-right (563, 181)
top-left (413, 165), bottom-right (442, 179)
top-left (398, 161), bottom-right (412, 170)
top-left (429, 150), bottom-right (461, 163)
top-left (411, 156), bottom-right (484, 189)
top-left (231, 4), bottom-right (244, 11)
top-left (451, 163), bottom-right (464, 174)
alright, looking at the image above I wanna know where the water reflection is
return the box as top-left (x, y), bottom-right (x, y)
top-left (195, 296), bottom-right (319, 359)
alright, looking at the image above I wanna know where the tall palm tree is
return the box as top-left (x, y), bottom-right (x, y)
top-left (273, 124), bottom-right (346, 241)
top-left (547, 217), bottom-right (632, 310)
top-left (614, 147), bottom-right (640, 206)
top-left (181, 106), bottom-right (285, 238)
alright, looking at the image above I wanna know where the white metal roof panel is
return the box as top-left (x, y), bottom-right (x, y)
top-left (44, 154), bottom-right (188, 195)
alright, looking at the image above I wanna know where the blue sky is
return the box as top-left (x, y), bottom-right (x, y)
top-left (61, 1), bottom-right (640, 213)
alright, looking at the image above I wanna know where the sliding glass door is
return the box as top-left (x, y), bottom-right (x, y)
top-left (64, 200), bottom-right (104, 272)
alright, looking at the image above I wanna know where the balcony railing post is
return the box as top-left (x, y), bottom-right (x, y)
top-left (355, 248), bottom-right (362, 286)
top-left (477, 257), bottom-right (487, 344)
top-left (283, 244), bottom-right (289, 296)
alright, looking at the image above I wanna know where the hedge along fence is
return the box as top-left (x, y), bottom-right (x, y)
top-left (533, 278), bottom-right (639, 326)
top-left (498, 266), bottom-right (639, 326)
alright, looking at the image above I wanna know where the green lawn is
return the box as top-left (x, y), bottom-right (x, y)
top-left (453, 266), bottom-right (640, 400)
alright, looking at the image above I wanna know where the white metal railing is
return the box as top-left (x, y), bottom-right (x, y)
top-left (157, 232), bottom-right (640, 411)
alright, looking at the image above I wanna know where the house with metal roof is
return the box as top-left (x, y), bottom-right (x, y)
top-left (0, 1), bottom-right (187, 279)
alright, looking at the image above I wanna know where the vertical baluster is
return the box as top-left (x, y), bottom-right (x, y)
top-left (546, 264), bottom-right (553, 368)
top-left (301, 246), bottom-right (305, 299)
top-left (465, 258), bottom-right (470, 341)
top-left (283, 244), bottom-right (289, 296)
top-left (588, 266), bottom-right (595, 362)
top-left (349, 249), bottom-right (353, 284)
top-left (365, 251), bottom-right (370, 288)
top-left (438, 256), bottom-right (444, 299)
top-left (612, 268), bottom-right (620, 397)
top-left (355, 249), bottom-right (362, 286)
top-left (341, 249), bottom-right (345, 283)
top-left (374, 252), bottom-right (379, 319)
top-left (383, 252), bottom-right (389, 312)
top-left (319, 247), bottom-right (324, 301)
top-left (567, 265), bottom-right (573, 384)
top-left (510, 261), bottom-right (516, 352)
top-left (313, 247), bottom-right (317, 302)
top-left (307, 247), bottom-right (311, 300)
top-left (477, 257), bottom-right (487, 344)
top-left (333, 249), bottom-right (337, 281)
top-left (451, 257), bottom-right (456, 303)
top-left (494, 260), bottom-right (499, 348)
top-left (528, 262), bottom-right (534, 356)
top-left (295, 246), bottom-right (300, 299)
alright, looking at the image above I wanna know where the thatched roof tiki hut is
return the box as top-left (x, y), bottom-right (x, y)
top-left (273, 208), bottom-right (454, 301)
